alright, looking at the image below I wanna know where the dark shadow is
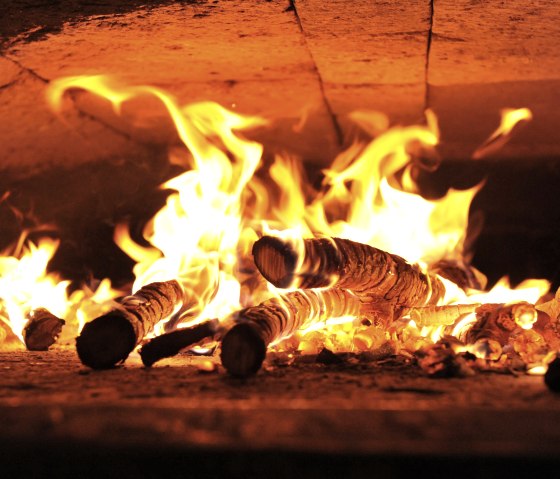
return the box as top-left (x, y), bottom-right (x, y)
top-left (0, 0), bottom-right (204, 49)
top-left (0, 146), bottom-right (178, 287)
top-left (417, 157), bottom-right (560, 289)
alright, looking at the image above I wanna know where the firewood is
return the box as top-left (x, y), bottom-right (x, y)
top-left (23, 308), bottom-right (65, 351)
top-left (252, 236), bottom-right (446, 319)
top-left (220, 288), bottom-right (362, 377)
top-left (139, 319), bottom-right (219, 367)
top-left (429, 259), bottom-right (487, 291)
top-left (408, 304), bottom-right (480, 327)
top-left (76, 280), bottom-right (184, 370)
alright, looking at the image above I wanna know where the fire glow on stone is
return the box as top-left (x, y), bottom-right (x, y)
top-left (0, 75), bottom-right (555, 372)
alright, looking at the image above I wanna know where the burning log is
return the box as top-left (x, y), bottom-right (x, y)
top-left (23, 308), bottom-right (65, 351)
top-left (76, 280), bottom-right (184, 370)
top-left (252, 236), bottom-right (445, 324)
top-left (140, 319), bottom-right (219, 367)
top-left (408, 303), bottom-right (480, 327)
top-left (220, 288), bottom-right (362, 377)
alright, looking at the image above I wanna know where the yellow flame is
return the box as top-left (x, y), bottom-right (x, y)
top-left (0, 230), bottom-right (123, 344)
top-left (35, 76), bottom-right (552, 359)
top-left (473, 108), bottom-right (532, 159)
top-left (463, 277), bottom-right (549, 305)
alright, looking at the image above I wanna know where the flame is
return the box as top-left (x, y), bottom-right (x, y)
top-left (0, 233), bottom-right (122, 346)
top-left (472, 108), bottom-right (532, 159)
top-left (1, 75), bottom-right (550, 365)
top-left (0, 238), bottom-right (68, 342)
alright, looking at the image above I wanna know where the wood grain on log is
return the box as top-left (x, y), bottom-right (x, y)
top-left (220, 288), bottom-right (362, 377)
top-left (76, 280), bottom-right (183, 369)
top-left (408, 304), bottom-right (479, 327)
top-left (253, 236), bottom-right (446, 308)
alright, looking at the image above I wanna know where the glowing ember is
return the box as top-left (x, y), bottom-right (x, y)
top-left (0, 75), bottom-right (555, 376)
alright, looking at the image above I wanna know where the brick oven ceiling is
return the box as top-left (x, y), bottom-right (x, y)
top-left (1, 0), bottom-right (559, 177)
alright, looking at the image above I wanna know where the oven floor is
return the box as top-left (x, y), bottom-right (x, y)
top-left (1, 349), bottom-right (559, 477)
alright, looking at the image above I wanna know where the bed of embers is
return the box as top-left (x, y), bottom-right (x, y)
top-left (1, 75), bottom-right (559, 393)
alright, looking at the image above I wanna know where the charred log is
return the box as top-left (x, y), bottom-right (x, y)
top-left (76, 280), bottom-right (184, 370)
top-left (408, 303), bottom-right (480, 327)
top-left (23, 308), bottom-right (65, 351)
top-left (220, 288), bottom-right (362, 377)
top-left (252, 236), bottom-right (446, 322)
top-left (140, 319), bottom-right (219, 367)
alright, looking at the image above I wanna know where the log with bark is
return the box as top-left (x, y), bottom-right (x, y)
top-left (252, 236), bottom-right (446, 325)
top-left (140, 318), bottom-right (219, 367)
top-left (23, 308), bottom-right (65, 351)
top-left (76, 280), bottom-right (184, 369)
top-left (220, 288), bottom-right (362, 377)
top-left (407, 303), bottom-right (480, 327)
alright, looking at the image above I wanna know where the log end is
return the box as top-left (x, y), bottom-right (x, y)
top-left (220, 322), bottom-right (267, 378)
top-left (23, 309), bottom-right (65, 351)
top-left (76, 312), bottom-right (136, 370)
top-left (252, 236), bottom-right (298, 288)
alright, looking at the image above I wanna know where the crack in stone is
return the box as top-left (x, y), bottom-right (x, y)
top-left (425, 0), bottom-right (435, 110)
top-left (289, 0), bottom-right (344, 147)
top-left (2, 54), bottom-right (49, 83)
top-left (0, 79), bottom-right (19, 91)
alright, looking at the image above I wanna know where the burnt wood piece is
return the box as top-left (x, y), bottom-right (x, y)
top-left (23, 308), bottom-right (65, 351)
top-left (416, 341), bottom-right (474, 378)
top-left (220, 288), bottom-right (362, 377)
top-left (140, 319), bottom-right (219, 367)
top-left (252, 236), bottom-right (445, 322)
top-left (76, 280), bottom-right (183, 370)
top-left (463, 303), bottom-right (543, 360)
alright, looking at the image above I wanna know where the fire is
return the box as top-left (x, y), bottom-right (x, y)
top-left (472, 107), bottom-right (533, 159)
top-left (0, 232), bottom-right (121, 347)
top-left (0, 237), bottom-right (68, 342)
top-left (0, 74), bottom-right (554, 374)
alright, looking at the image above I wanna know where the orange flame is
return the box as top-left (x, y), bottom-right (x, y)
top-left (472, 108), bottom-right (532, 159)
top-left (1, 76), bottom-right (549, 362)
top-left (0, 233), bottom-right (122, 346)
